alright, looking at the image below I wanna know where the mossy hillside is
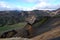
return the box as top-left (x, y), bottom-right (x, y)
top-left (0, 22), bottom-right (27, 33)
top-left (33, 17), bottom-right (48, 28)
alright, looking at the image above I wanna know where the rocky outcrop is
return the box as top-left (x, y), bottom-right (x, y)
top-left (0, 30), bottom-right (17, 38)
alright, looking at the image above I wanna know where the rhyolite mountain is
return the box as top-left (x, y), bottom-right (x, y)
top-left (0, 8), bottom-right (60, 27)
top-left (0, 8), bottom-right (60, 40)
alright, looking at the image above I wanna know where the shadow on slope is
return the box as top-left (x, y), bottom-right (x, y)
top-left (0, 18), bottom-right (60, 39)
top-left (49, 37), bottom-right (60, 40)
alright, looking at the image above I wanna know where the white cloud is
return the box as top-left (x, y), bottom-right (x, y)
top-left (16, 6), bottom-right (33, 11)
top-left (16, 0), bottom-right (54, 10)
top-left (25, 0), bottom-right (34, 2)
top-left (0, 1), bottom-right (29, 10)
top-left (31, 0), bottom-right (60, 10)
top-left (0, 0), bottom-right (60, 11)
top-left (17, 0), bottom-right (60, 10)
top-left (0, 1), bottom-right (20, 10)
top-left (22, 0), bottom-right (37, 3)
top-left (30, 2), bottom-right (50, 10)
top-left (34, 2), bottom-right (50, 8)
top-left (0, 1), bottom-right (11, 8)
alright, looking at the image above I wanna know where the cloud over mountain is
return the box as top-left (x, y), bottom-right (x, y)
top-left (0, 0), bottom-right (60, 11)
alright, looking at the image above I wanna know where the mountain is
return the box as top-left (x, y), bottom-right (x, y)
top-left (0, 8), bottom-right (60, 27)
top-left (0, 12), bottom-right (60, 40)
top-left (0, 8), bottom-right (60, 40)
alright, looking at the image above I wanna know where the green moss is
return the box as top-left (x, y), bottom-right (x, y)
top-left (0, 22), bottom-right (27, 33)
top-left (33, 17), bottom-right (48, 28)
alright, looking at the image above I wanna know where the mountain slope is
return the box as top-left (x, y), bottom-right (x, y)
top-left (0, 18), bottom-right (60, 40)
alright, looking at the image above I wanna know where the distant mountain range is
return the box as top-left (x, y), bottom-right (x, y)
top-left (0, 8), bottom-right (60, 27)
top-left (0, 8), bottom-right (60, 16)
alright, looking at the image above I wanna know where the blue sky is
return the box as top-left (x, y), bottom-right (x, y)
top-left (0, 0), bottom-right (60, 11)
